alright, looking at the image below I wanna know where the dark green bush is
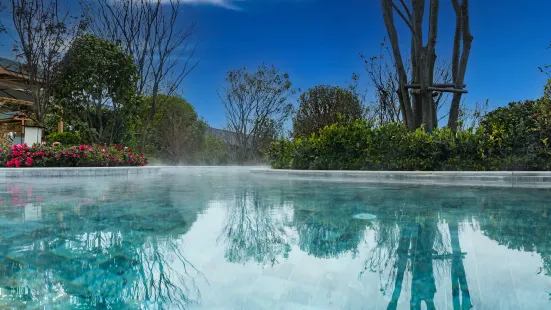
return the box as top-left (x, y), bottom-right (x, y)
top-left (268, 98), bottom-right (551, 171)
top-left (46, 132), bottom-right (82, 146)
top-left (268, 138), bottom-right (295, 169)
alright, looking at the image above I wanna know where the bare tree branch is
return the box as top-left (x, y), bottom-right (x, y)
top-left (88, 0), bottom-right (198, 151)
top-left (220, 64), bottom-right (295, 163)
top-left (9, 0), bottom-right (86, 128)
top-left (391, 3), bottom-right (415, 34)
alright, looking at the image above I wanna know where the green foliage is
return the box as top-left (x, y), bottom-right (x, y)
top-left (269, 111), bottom-right (551, 171)
top-left (268, 138), bottom-right (296, 169)
top-left (222, 63), bottom-right (295, 163)
top-left (54, 34), bottom-right (138, 145)
top-left (46, 132), bottom-right (82, 146)
top-left (479, 97), bottom-right (551, 170)
top-left (149, 96), bottom-right (207, 164)
top-left (199, 134), bottom-right (229, 165)
top-left (293, 85), bottom-right (363, 138)
top-left (0, 143), bottom-right (146, 168)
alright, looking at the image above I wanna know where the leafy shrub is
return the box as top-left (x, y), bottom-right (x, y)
top-left (0, 143), bottom-right (147, 168)
top-left (268, 138), bottom-right (296, 169)
top-left (267, 115), bottom-right (549, 171)
top-left (292, 85), bottom-right (363, 138)
top-left (46, 132), bottom-right (82, 146)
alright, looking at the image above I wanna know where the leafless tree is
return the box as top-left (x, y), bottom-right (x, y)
top-left (9, 0), bottom-right (86, 127)
top-left (380, 0), bottom-right (473, 131)
top-left (457, 99), bottom-right (488, 130)
top-left (89, 0), bottom-right (198, 151)
top-left (0, 3), bottom-right (7, 34)
top-left (538, 41), bottom-right (551, 77)
top-left (361, 38), bottom-right (453, 126)
top-left (220, 64), bottom-right (296, 163)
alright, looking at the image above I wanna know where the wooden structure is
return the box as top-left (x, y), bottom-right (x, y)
top-left (0, 58), bottom-right (43, 144)
top-left (404, 83), bottom-right (469, 95)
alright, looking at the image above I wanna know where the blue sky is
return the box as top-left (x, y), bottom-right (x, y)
top-left (181, 0), bottom-right (551, 128)
top-left (2, 0), bottom-right (551, 128)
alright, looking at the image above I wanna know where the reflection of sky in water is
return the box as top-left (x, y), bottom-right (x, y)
top-left (0, 167), bottom-right (550, 309)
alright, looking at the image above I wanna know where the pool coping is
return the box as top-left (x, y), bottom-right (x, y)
top-left (250, 168), bottom-right (551, 188)
top-left (0, 166), bottom-right (162, 178)
top-left (3, 166), bottom-right (551, 188)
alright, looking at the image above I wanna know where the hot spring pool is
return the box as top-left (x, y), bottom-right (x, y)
top-left (0, 167), bottom-right (550, 309)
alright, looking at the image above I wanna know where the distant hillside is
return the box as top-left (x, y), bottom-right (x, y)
top-left (206, 127), bottom-right (238, 147)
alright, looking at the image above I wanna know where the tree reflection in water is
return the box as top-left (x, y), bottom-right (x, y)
top-left (476, 192), bottom-right (551, 277)
top-left (292, 190), bottom-right (369, 259)
top-left (219, 184), bottom-right (371, 263)
top-left (2, 173), bottom-right (551, 309)
top-left (219, 188), bottom-right (292, 266)
top-left (361, 189), bottom-right (474, 310)
top-left (0, 177), bottom-right (208, 309)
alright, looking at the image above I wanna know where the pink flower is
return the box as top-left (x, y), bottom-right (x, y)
top-left (25, 157), bottom-right (34, 167)
top-left (7, 159), bottom-right (21, 168)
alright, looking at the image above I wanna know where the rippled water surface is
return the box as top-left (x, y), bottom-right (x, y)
top-left (0, 167), bottom-right (550, 309)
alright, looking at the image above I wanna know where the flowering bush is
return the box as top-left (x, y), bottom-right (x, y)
top-left (0, 144), bottom-right (148, 168)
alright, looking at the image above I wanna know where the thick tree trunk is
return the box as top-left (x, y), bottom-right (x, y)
top-left (381, 0), bottom-right (470, 132)
top-left (448, 0), bottom-right (473, 131)
top-left (381, 0), bottom-right (415, 130)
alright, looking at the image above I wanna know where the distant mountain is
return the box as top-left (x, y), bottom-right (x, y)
top-left (206, 127), bottom-right (238, 147)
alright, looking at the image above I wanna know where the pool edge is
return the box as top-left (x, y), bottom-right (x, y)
top-left (250, 168), bottom-right (551, 188)
top-left (0, 166), bottom-right (162, 178)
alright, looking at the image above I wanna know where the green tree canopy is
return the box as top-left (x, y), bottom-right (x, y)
top-left (54, 34), bottom-right (138, 144)
top-left (199, 134), bottom-right (228, 165)
top-left (292, 85), bottom-right (363, 138)
top-left (220, 64), bottom-right (295, 163)
top-left (149, 95), bottom-right (207, 164)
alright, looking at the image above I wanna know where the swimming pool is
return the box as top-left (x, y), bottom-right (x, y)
top-left (0, 167), bottom-right (549, 309)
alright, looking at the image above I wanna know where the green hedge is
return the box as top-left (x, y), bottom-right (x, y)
top-left (46, 132), bottom-right (82, 146)
top-left (268, 99), bottom-right (551, 171)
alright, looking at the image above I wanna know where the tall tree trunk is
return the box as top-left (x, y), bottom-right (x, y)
top-left (381, 0), bottom-right (415, 130)
top-left (448, 0), bottom-right (473, 131)
top-left (381, 0), bottom-right (470, 132)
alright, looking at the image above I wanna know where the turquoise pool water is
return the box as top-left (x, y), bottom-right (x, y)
top-left (0, 168), bottom-right (550, 309)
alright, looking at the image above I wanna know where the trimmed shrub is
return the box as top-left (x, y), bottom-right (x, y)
top-left (270, 96), bottom-right (551, 171)
top-left (46, 132), bottom-right (82, 146)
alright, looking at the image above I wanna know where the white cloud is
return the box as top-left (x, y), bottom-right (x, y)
top-left (180, 0), bottom-right (242, 9)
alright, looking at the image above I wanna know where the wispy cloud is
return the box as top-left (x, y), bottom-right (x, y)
top-left (180, 0), bottom-right (242, 10)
